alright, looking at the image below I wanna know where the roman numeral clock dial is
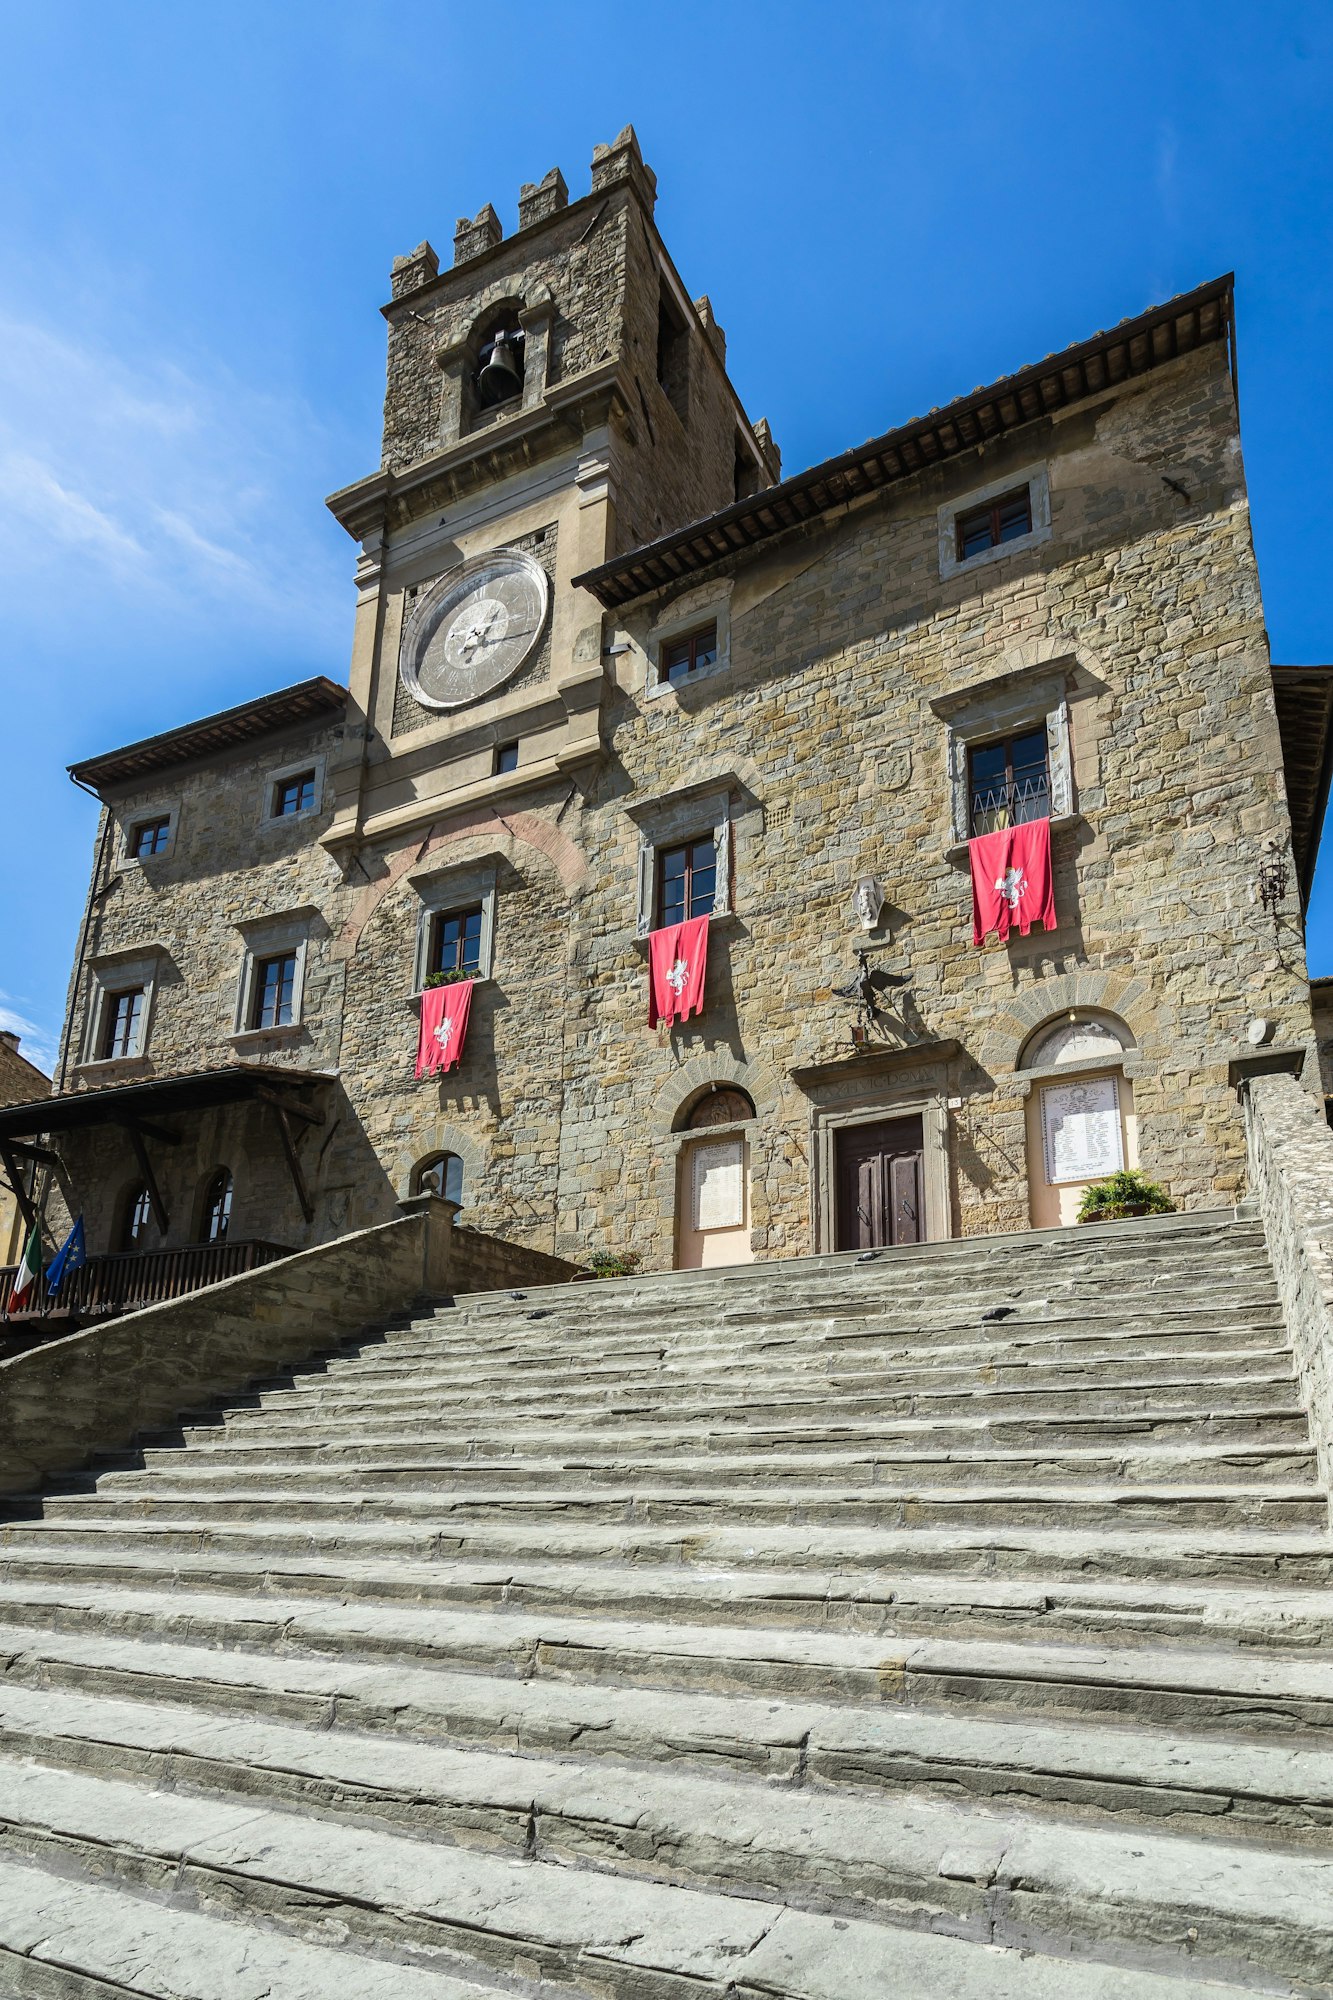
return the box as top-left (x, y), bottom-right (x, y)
top-left (399, 548), bottom-right (550, 711)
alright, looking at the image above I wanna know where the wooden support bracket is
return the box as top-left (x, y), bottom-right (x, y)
top-left (123, 1123), bottom-right (169, 1234)
top-left (270, 1100), bottom-right (314, 1224)
top-left (0, 1139), bottom-right (36, 1232)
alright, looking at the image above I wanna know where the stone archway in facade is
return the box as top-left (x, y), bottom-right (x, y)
top-left (1016, 1006), bottom-right (1141, 1228)
top-left (650, 1052), bottom-right (783, 1271)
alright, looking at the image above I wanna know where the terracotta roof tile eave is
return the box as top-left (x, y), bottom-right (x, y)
top-left (574, 272), bottom-right (1235, 610)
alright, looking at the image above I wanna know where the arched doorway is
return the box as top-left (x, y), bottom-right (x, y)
top-left (675, 1087), bottom-right (755, 1270)
top-left (1021, 1013), bottom-right (1138, 1227)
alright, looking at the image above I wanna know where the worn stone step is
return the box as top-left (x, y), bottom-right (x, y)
top-left (6, 1620), bottom-right (1331, 1842)
top-left (7, 1535), bottom-right (1333, 1650)
top-left (209, 1369), bottom-right (1300, 1436)
top-left (2, 1577), bottom-right (1331, 1734)
top-left (305, 1317), bottom-right (1291, 1384)
top-left (161, 1403), bottom-right (1311, 1465)
top-left (0, 1744), bottom-right (1330, 1991)
top-left (0, 1802), bottom-right (1271, 2000)
top-left (230, 1348), bottom-right (1297, 1424)
top-left (5, 1670), bottom-right (1333, 1907)
top-left (13, 1506), bottom-right (1328, 1589)
top-left (0, 1852), bottom-right (548, 1999)
top-left (30, 1477), bottom-right (1325, 1531)
top-left (375, 1295), bottom-right (1288, 1355)
top-left (85, 1440), bottom-right (1320, 1502)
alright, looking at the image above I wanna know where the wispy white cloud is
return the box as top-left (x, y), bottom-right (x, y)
top-left (0, 993), bottom-right (59, 1077)
top-left (0, 304), bottom-right (347, 651)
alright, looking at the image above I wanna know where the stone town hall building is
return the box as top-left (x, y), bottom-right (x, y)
top-left (9, 127), bottom-right (1331, 1280)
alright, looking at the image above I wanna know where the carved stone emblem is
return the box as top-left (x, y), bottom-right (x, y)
top-left (851, 877), bottom-right (886, 932)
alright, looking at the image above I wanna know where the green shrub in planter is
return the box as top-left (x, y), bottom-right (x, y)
top-left (1076, 1169), bottom-right (1174, 1223)
top-left (586, 1250), bottom-right (642, 1279)
top-left (422, 968), bottom-right (473, 988)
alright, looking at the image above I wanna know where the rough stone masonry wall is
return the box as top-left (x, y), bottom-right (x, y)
top-left (0, 1213), bottom-right (433, 1496)
top-left (52, 342), bottom-right (1314, 1275)
top-left (546, 341), bottom-right (1313, 1261)
top-left (1244, 1069), bottom-right (1333, 1511)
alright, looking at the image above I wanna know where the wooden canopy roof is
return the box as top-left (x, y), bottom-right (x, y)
top-left (0, 1063), bottom-right (331, 1140)
top-left (69, 678), bottom-right (348, 793)
top-left (573, 275), bottom-right (1235, 611)
top-left (1272, 666), bottom-right (1333, 907)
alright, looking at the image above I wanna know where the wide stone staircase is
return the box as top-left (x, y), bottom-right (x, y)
top-left (0, 1208), bottom-right (1331, 1997)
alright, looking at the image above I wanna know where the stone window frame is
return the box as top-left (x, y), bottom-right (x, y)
top-left (631, 787), bottom-right (734, 940)
top-left (80, 949), bottom-right (164, 1070)
top-left (938, 460), bottom-right (1051, 581)
top-left (230, 912), bottom-right (314, 1045)
top-left (643, 590), bottom-right (732, 704)
top-left (116, 800), bottom-right (179, 871)
top-left (935, 663), bottom-right (1076, 856)
top-left (409, 859), bottom-right (498, 995)
top-left (258, 753), bottom-right (327, 830)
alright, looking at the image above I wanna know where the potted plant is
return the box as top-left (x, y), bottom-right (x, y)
top-left (1076, 1169), bottom-right (1175, 1224)
top-left (585, 1250), bottom-right (642, 1280)
top-left (422, 968), bottom-right (473, 988)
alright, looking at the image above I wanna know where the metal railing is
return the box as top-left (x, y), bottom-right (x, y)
top-left (0, 1239), bottom-right (292, 1322)
top-left (969, 775), bottom-right (1051, 838)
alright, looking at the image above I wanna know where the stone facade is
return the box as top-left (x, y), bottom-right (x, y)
top-left (36, 132), bottom-right (1322, 1275)
top-left (0, 1032), bottom-right (49, 1264)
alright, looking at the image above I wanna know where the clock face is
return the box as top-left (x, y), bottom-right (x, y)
top-left (399, 548), bottom-right (550, 711)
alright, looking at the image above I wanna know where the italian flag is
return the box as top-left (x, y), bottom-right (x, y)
top-left (8, 1221), bottom-right (41, 1313)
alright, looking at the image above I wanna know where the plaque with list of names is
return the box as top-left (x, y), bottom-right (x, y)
top-left (1040, 1075), bottom-right (1124, 1185)
top-left (691, 1138), bottom-right (746, 1231)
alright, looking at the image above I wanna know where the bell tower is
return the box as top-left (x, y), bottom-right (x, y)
top-left (321, 127), bottom-right (778, 858)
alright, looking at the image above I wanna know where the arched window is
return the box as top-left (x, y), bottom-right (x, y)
top-left (201, 1169), bottom-right (233, 1244)
top-left (119, 1185), bottom-right (152, 1253)
top-left (685, 1087), bottom-right (755, 1131)
top-left (413, 1152), bottom-right (465, 1207)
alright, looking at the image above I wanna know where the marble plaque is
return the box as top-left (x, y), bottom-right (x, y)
top-left (691, 1137), bottom-right (745, 1231)
top-left (1040, 1075), bottom-right (1123, 1185)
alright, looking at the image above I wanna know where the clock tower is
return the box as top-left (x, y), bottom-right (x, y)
top-left (321, 126), bottom-right (777, 860)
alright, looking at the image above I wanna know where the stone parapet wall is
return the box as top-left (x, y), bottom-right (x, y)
top-left (0, 1214), bottom-right (435, 1497)
top-left (1244, 1070), bottom-right (1333, 1511)
top-left (447, 1222), bottom-right (579, 1295)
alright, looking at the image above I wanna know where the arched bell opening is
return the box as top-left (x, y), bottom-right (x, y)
top-left (473, 309), bottom-right (525, 414)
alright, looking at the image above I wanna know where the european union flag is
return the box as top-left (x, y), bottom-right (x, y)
top-left (46, 1217), bottom-right (87, 1294)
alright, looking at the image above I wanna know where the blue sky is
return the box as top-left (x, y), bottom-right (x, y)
top-left (1, 1), bottom-right (1330, 1069)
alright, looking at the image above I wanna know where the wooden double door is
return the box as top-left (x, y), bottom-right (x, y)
top-left (834, 1115), bottom-right (925, 1251)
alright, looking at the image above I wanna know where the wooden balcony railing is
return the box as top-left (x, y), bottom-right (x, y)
top-left (0, 1239), bottom-right (292, 1323)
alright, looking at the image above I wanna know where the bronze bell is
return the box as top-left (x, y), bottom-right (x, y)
top-left (477, 329), bottom-right (523, 405)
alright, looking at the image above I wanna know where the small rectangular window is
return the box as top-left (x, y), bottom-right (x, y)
top-left (659, 623), bottom-right (718, 687)
top-left (130, 817), bottom-right (170, 859)
top-left (494, 741), bottom-right (519, 775)
top-left (968, 728), bottom-right (1051, 837)
top-left (657, 835), bottom-right (717, 928)
top-left (429, 906), bottom-right (484, 979)
top-left (101, 987), bottom-right (145, 1060)
top-left (251, 951), bottom-right (298, 1029)
top-left (274, 771), bottom-right (316, 818)
top-left (956, 486), bottom-right (1033, 562)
